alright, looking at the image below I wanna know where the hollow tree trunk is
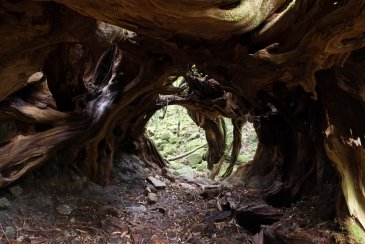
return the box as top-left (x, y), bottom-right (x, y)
top-left (227, 87), bottom-right (338, 205)
top-left (317, 67), bottom-right (365, 229)
top-left (0, 2), bottom-right (173, 186)
top-left (1, 0), bottom-right (365, 233)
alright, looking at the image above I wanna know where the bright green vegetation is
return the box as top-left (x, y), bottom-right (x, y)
top-left (345, 219), bottom-right (365, 244)
top-left (147, 105), bottom-right (258, 178)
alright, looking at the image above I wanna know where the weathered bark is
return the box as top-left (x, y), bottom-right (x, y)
top-left (157, 72), bottom-right (250, 171)
top-left (55, 0), bottom-right (286, 41)
top-left (1, 0), bottom-right (365, 234)
top-left (227, 87), bottom-right (338, 204)
top-left (189, 111), bottom-right (226, 170)
top-left (316, 67), bottom-right (365, 229)
top-left (0, 1), bottom-right (174, 186)
top-left (222, 118), bottom-right (246, 178)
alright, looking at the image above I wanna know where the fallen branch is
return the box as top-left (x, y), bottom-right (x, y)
top-left (167, 144), bottom-right (206, 161)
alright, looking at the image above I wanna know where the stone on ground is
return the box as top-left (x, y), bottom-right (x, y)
top-left (0, 197), bottom-right (11, 210)
top-left (179, 182), bottom-right (196, 190)
top-left (147, 176), bottom-right (167, 189)
top-left (56, 204), bottom-right (73, 215)
top-left (175, 166), bottom-right (195, 178)
top-left (188, 153), bottom-right (203, 165)
top-left (127, 205), bottom-right (147, 212)
top-left (160, 132), bottom-right (171, 141)
top-left (147, 193), bottom-right (158, 204)
top-left (162, 168), bottom-right (175, 182)
top-left (146, 184), bottom-right (158, 193)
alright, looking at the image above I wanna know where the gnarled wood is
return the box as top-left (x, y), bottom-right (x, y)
top-left (1, 0), bottom-right (365, 234)
top-left (55, 0), bottom-right (286, 41)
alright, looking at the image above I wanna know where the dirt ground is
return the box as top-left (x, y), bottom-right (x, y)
top-left (0, 154), bottom-right (350, 243)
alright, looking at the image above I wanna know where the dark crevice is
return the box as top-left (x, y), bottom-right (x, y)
top-left (264, 192), bottom-right (296, 208)
top-left (236, 211), bottom-right (281, 234)
top-left (219, 0), bottom-right (241, 10)
top-left (34, 123), bottom-right (54, 132)
top-left (98, 139), bottom-right (107, 151)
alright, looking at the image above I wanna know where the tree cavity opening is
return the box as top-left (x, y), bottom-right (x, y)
top-left (146, 105), bottom-right (258, 180)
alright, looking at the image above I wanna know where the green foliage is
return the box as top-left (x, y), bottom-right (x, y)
top-left (345, 219), bottom-right (365, 244)
top-left (187, 141), bottom-right (202, 150)
top-left (169, 161), bottom-right (185, 170)
top-left (169, 136), bottom-right (178, 144)
top-left (187, 153), bottom-right (203, 166)
top-left (248, 132), bottom-right (258, 143)
top-left (155, 139), bottom-right (164, 148)
top-left (194, 161), bottom-right (208, 172)
top-left (190, 65), bottom-right (203, 77)
top-left (237, 154), bottom-right (252, 163)
top-left (147, 105), bottom-right (258, 177)
top-left (173, 76), bottom-right (185, 87)
top-left (162, 145), bottom-right (175, 156)
top-left (160, 132), bottom-right (171, 141)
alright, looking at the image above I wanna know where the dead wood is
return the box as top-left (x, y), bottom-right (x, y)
top-left (0, 0), bottom-right (365, 232)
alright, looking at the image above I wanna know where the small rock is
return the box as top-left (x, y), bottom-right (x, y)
top-left (64, 230), bottom-right (77, 238)
top-left (147, 193), bottom-right (158, 204)
top-left (70, 218), bottom-right (76, 223)
top-left (5, 226), bottom-right (16, 239)
top-left (127, 205), bottom-right (147, 212)
top-left (172, 170), bottom-right (180, 176)
top-left (56, 204), bottom-right (73, 215)
top-left (9, 185), bottom-right (23, 196)
top-left (147, 176), bottom-right (166, 189)
top-left (190, 176), bottom-right (215, 187)
top-left (175, 166), bottom-right (195, 178)
top-left (16, 236), bottom-right (25, 242)
top-left (160, 132), bottom-right (171, 141)
top-left (187, 153), bottom-right (203, 166)
top-left (0, 197), bottom-right (11, 210)
top-left (179, 174), bottom-right (195, 182)
top-left (162, 178), bottom-right (171, 184)
top-left (162, 168), bottom-right (175, 182)
top-left (145, 186), bottom-right (152, 194)
top-left (147, 184), bottom-right (157, 193)
top-left (179, 182), bottom-right (196, 190)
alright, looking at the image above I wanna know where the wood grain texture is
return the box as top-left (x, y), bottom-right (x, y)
top-left (0, 0), bottom-right (365, 232)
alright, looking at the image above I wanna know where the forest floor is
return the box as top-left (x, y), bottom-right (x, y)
top-left (0, 106), bottom-right (357, 243)
top-left (0, 152), bottom-right (349, 243)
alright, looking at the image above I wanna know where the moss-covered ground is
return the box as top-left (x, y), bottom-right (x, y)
top-left (147, 105), bottom-right (258, 178)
